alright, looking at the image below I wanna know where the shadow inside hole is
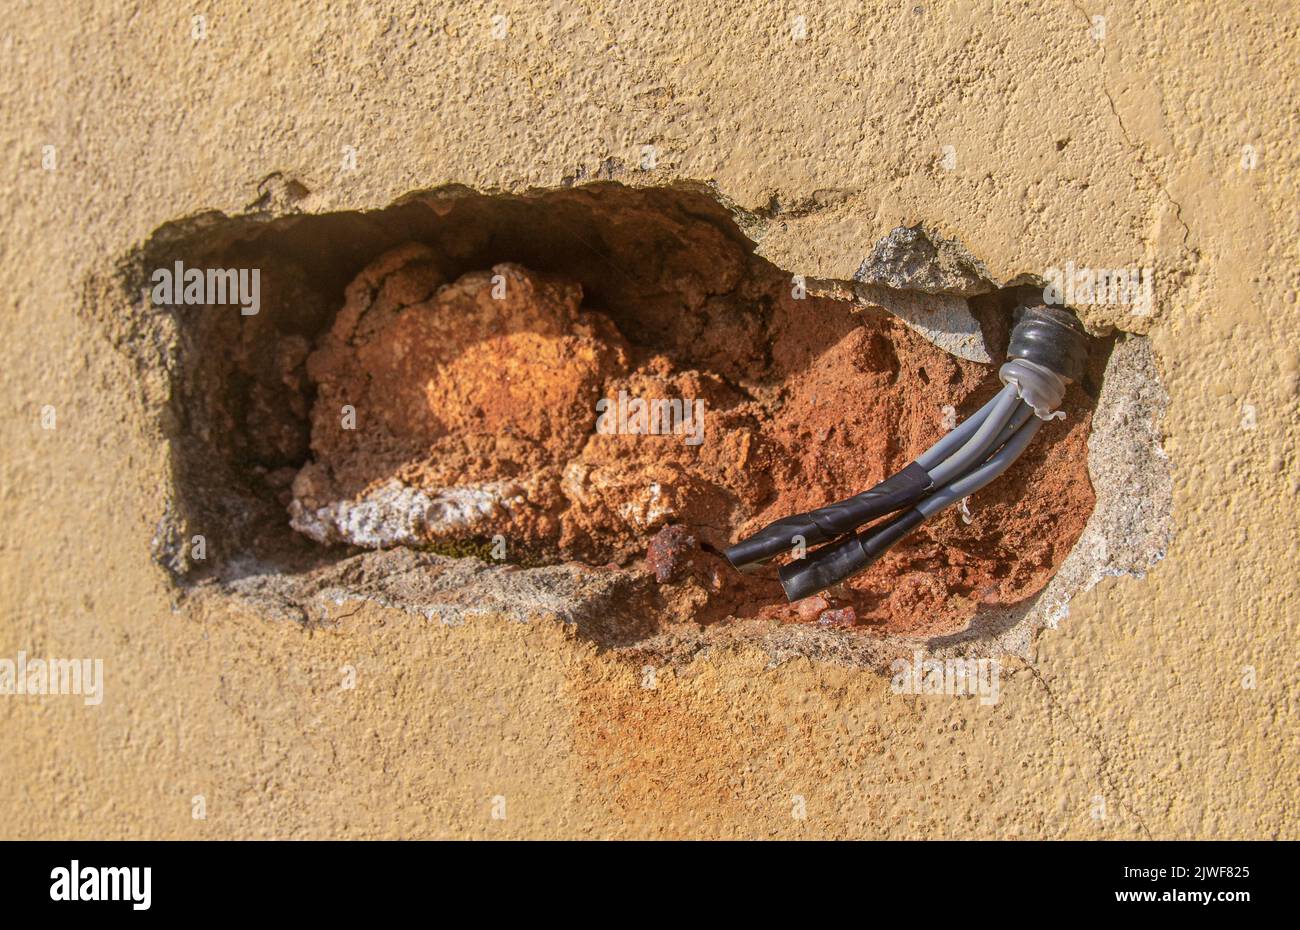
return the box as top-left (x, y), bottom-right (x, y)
top-left (140, 182), bottom-right (873, 583)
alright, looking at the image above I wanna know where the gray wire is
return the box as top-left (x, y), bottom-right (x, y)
top-left (925, 384), bottom-right (1022, 486)
top-left (915, 387), bottom-right (1006, 470)
top-left (988, 401), bottom-right (1035, 450)
top-left (916, 416), bottom-right (1043, 518)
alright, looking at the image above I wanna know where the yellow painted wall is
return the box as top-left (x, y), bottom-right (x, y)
top-left (0, 0), bottom-right (1295, 838)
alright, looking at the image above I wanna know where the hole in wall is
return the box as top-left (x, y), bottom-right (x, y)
top-left (100, 181), bottom-right (1165, 667)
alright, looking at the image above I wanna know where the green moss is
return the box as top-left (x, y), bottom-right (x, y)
top-left (409, 537), bottom-right (553, 569)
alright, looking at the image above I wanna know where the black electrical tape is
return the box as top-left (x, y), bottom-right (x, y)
top-left (1007, 304), bottom-right (1089, 382)
top-left (723, 512), bottom-right (825, 571)
top-left (724, 462), bottom-right (932, 569)
top-left (778, 508), bottom-right (927, 602)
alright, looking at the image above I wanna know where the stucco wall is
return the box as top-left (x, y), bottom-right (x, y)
top-left (0, 0), bottom-right (1295, 838)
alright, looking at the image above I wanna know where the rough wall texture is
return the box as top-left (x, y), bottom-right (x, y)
top-left (0, 0), bottom-right (1296, 838)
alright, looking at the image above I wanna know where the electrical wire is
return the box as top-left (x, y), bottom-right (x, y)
top-left (987, 401), bottom-right (1035, 452)
top-left (914, 387), bottom-right (1008, 470)
top-left (747, 300), bottom-right (1091, 602)
top-left (726, 386), bottom-right (1025, 569)
top-left (915, 415), bottom-right (1042, 518)
top-left (777, 412), bottom-right (1043, 602)
top-left (924, 384), bottom-right (1022, 487)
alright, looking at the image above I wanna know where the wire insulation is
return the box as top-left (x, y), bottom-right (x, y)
top-left (776, 412), bottom-right (1044, 601)
top-left (916, 416), bottom-right (1043, 518)
top-left (925, 385), bottom-right (1021, 487)
top-left (915, 389), bottom-right (1006, 470)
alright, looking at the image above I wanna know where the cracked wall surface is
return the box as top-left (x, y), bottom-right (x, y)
top-left (120, 186), bottom-right (1121, 652)
top-left (1, 0), bottom-right (1296, 839)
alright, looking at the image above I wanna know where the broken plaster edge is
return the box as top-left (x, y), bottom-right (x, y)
top-left (131, 184), bottom-right (1172, 673)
